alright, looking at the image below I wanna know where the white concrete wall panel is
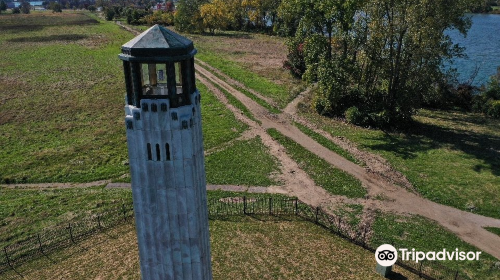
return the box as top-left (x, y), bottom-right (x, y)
top-left (125, 94), bottom-right (212, 280)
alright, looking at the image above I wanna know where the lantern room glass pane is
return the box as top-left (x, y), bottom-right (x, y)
top-left (175, 62), bottom-right (183, 94)
top-left (141, 63), bottom-right (168, 96)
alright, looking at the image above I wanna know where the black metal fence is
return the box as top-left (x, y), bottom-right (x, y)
top-left (0, 197), bottom-right (467, 280)
top-left (210, 197), bottom-right (468, 280)
top-left (0, 204), bottom-right (134, 276)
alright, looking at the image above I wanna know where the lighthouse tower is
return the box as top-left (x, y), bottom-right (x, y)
top-left (118, 25), bottom-right (212, 280)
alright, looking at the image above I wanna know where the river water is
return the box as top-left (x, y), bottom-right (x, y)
top-left (446, 14), bottom-right (500, 86)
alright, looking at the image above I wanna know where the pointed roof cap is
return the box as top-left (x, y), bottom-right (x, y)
top-left (119, 25), bottom-right (196, 61)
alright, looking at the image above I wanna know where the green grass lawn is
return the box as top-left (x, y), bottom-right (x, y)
top-left (485, 227), bottom-right (500, 237)
top-left (0, 12), bottom-right (134, 183)
top-left (295, 122), bottom-right (362, 165)
top-left (205, 137), bottom-right (280, 186)
top-left (267, 128), bottom-right (366, 198)
top-left (195, 49), bottom-right (293, 109)
top-left (0, 185), bottom-right (133, 248)
top-left (300, 106), bottom-right (500, 219)
top-left (1, 183), bottom-right (496, 279)
top-left (0, 13), bottom-right (267, 185)
top-left (371, 213), bottom-right (500, 279)
top-left (204, 77), bottom-right (261, 124)
top-left (198, 81), bottom-right (248, 150)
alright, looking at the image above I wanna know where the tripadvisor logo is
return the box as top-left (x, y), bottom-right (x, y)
top-left (375, 244), bottom-right (482, 266)
top-left (375, 244), bottom-right (398, 266)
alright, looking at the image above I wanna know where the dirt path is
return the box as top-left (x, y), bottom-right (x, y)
top-left (195, 63), bottom-right (500, 260)
top-left (196, 74), bottom-right (338, 208)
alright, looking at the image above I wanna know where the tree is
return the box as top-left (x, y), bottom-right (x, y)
top-left (144, 10), bottom-right (175, 26)
top-left (174, 0), bottom-right (209, 33)
top-left (12, 7), bottom-right (20, 13)
top-left (0, 1), bottom-right (7, 13)
top-left (200, 0), bottom-right (232, 34)
top-left (51, 2), bottom-right (62, 12)
top-left (282, 0), bottom-right (482, 128)
top-left (473, 68), bottom-right (500, 118)
top-left (87, 5), bottom-right (96, 12)
top-left (105, 8), bottom-right (115, 20)
top-left (275, 0), bottom-right (304, 36)
top-left (20, 1), bottom-right (31, 14)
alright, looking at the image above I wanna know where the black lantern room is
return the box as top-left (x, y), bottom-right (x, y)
top-left (119, 24), bottom-right (197, 108)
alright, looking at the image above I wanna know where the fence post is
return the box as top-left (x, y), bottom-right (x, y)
top-left (454, 270), bottom-right (459, 280)
top-left (37, 233), bottom-right (44, 254)
top-left (295, 199), bottom-right (299, 215)
top-left (269, 197), bottom-right (272, 215)
top-left (122, 203), bottom-right (127, 221)
top-left (97, 215), bottom-right (102, 230)
top-left (243, 196), bottom-right (247, 215)
top-left (68, 223), bottom-right (75, 244)
top-left (418, 260), bottom-right (424, 277)
top-left (315, 207), bottom-right (319, 224)
top-left (3, 247), bottom-right (12, 269)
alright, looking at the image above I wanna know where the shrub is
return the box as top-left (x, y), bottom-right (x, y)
top-left (12, 7), bottom-right (20, 14)
top-left (105, 8), bottom-right (115, 21)
top-left (487, 100), bottom-right (500, 118)
top-left (472, 68), bottom-right (500, 118)
top-left (283, 37), bottom-right (305, 78)
top-left (51, 2), bottom-right (62, 13)
top-left (144, 10), bottom-right (175, 26)
top-left (345, 106), bottom-right (366, 126)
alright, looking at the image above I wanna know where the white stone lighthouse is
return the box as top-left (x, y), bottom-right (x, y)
top-left (118, 25), bottom-right (212, 280)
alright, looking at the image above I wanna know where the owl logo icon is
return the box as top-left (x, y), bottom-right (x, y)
top-left (375, 244), bottom-right (398, 266)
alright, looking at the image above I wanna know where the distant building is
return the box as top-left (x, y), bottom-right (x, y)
top-left (6, 1), bottom-right (44, 9)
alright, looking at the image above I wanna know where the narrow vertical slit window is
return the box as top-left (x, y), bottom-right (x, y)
top-left (156, 144), bottom-right (161, 161)
top-left (165, 143), bottom-right (171, 161)
top-left (147, 143), bottom-right (152, 161)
